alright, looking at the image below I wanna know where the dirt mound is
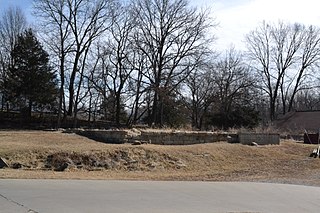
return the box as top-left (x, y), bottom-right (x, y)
top-left (32, 148), bottom-right (187, 172)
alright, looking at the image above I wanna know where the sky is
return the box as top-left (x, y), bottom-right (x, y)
top-left (211, 0), bottom-right (320, 49)
top-left (1, 0), bottom-right (320, 50)
top-left (0, 0), bottom-right (33, 18)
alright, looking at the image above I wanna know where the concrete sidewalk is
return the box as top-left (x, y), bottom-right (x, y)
top-left (0, 180), bottom-right (319, 213)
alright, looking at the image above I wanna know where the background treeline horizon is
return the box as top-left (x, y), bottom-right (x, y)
top-left (1, 0), bottom-right (320, 130)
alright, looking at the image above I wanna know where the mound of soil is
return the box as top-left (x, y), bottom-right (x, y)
top-left (11, 148), bottom-right (186, 172)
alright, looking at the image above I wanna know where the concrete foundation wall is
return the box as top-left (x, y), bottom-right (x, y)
top-left (77, 130), bottom-right (130, 144)
top-left (76, 130), bottom-right (229, 145)
top-left (76, 130), bottom-right (280, 145)
top-left (238, 133), bottom-right (280, 145)
top-left (139, 131), bottom-right (228, 145)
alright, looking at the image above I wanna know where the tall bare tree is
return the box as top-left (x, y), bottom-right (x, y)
top-left (34, 0), bottom-right (73, 127)
top-left (293, 88), bottom-right (320, 111)
top-left (185, 48), bottom-right (257, 129)
top-left (34, 0), bottom-right (115, 127)
top-left (246, 21), bottom-right (320, 121)
top-left (131, 0), bottom-right (214, 126)
top-left (96, 3), bottom-right (136, 126)
top-left (0, 6), bottom-right (27, 110)
top-left (66, 0), bottom-right (113, 118)
top-left (0, 6), bottom-right (26, 60)
top-left (126, 49), bottom-right (150, 126)
top-left (186, 65), bottom-right (215, 130)
top-left (213, 48), bottom-right (255, 116)
top-left (287, 25), bottom-right (320, 112)
top-left (209, 48), bottom-right (257, 129)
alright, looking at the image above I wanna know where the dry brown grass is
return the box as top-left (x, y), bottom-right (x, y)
top-left (1, 130), bottom-right (320, 186)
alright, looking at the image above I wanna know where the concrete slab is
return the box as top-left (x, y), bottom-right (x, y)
top-left (0, 194), bottom-right (29, 213)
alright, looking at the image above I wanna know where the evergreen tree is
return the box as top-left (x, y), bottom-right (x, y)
top-left (4, 29), bottom-right (57, 118)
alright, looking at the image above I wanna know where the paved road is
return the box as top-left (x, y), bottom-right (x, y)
top-left (0, 180), bottom-right (320, 213)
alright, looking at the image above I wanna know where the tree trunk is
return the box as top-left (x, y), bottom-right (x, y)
top-left (288, 68), bottom-right (305, 112)
top-left (67, 52), bottom-right (81, 116)
top-left (73, 48), bottom-right (90, 127)
top-left (151, 91), bottom-right (158, 126)
top-left (270, 97), bottom-right (276, 121)
top-left (159, 96), bottom-right (164, 127)
top-left (57, 58), bottom-right (65, 128)
top-left (1, 95), bottom-right (4, 111)
top-left (115, 91), bottom-right (121, 127)
top-left (67, 77), bottom-right (75, 116)
top-left (28, 100), bottom-right (32, 119)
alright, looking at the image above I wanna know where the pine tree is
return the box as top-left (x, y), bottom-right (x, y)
top-left (4, 29), bottom-right (57, 118)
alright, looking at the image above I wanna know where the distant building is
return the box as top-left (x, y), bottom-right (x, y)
top-left (275, 110), bottom-right (320, 134)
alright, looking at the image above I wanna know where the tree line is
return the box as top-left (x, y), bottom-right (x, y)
top-left (1, 0), bottom-right (320, 130)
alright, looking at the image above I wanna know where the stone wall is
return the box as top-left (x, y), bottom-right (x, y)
top-left (238, 133), bottom-right (280, 145)
top-left (76, 130), bottom-right (131, 144)
top-left (75, 129), bottom-right (280, 145)
top-left (138, 131), bottom-right (228, 145)
top-left (76, 129), bottom-right (229, 145)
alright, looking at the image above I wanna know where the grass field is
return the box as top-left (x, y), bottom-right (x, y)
top-left (1, 130), bottom-right (320, 186)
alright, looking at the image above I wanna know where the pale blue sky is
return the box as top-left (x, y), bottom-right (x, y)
top-left (0, 0), bottom-right (33, 12)
top-left (1, 0), bottom-right (320, 50)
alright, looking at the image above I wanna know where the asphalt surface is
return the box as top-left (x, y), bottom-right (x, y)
top-left (0, 179), bottom-right (320, 213)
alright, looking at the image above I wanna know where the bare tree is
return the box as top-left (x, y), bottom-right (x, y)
top-left (131, 0), bottom-right (214, 126)
top-left (287, 25), bottom-right (320, 112)
top-left (126, 50), bottom-right (150, 125)
top-left (84, 44), bottom-right (108, 120)
top-left (212, 48), bottom-right (256, 128)
top-left (34, 0), bottom-right (115, 127)
top-left (246, 22), bottom-right (278, 121)
top-left (294, 88), bottom-right (320, 111)
top-left (34, 0), bottom-right (73, 127)
top-left (246, 21), bottom-right (320, 121)
top-left (185, 48), bottom-right (256, 129)
top-left (186, 65), bottom-right (215, 130)
top-left (0, 6), bottom-right (27, 110)
top-left (0, 6), bottom-right (26, 59)
top-left (98, 3), bottom-right (136, 126)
